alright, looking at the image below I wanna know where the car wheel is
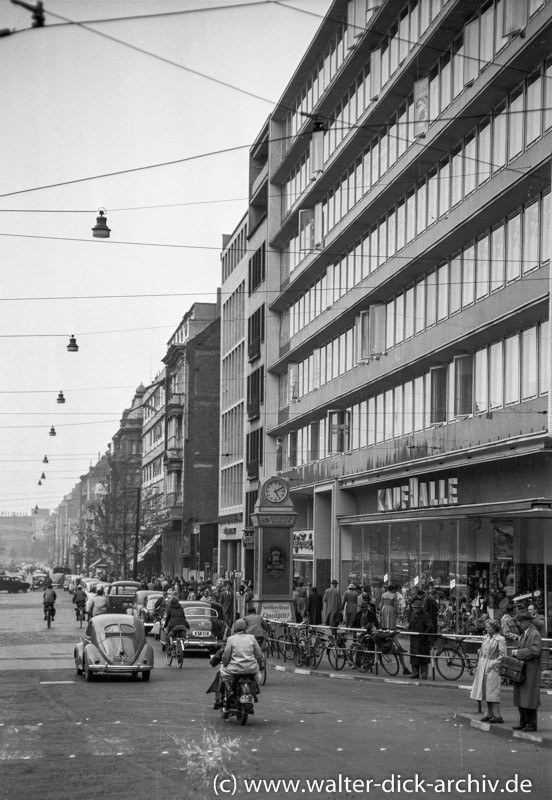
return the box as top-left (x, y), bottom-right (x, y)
top-left (84, 658), bottom-right (94, 682)
top-left (75, 652), bottom-right (83, 676)
top-left (142, 670), bottom-right (151, 682)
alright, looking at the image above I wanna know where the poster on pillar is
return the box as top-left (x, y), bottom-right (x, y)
top-left (255, 527), bottom-right (293, 599)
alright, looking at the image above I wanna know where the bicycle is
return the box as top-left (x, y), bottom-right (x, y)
top-left (433, 635), bottom-right (479, 681)
top-left (75, 603), bottom-right (86, 628)
top-left (277, 621), bottom-right (299, 661)
top-left (292, 625), bottom-right (326, 669)
top-left (165, 627), bottom-right (187, 668)
top-left (371, 630), bottom-right (400, 676)
top-left (326, 630), bottom-right (354, 670)
top-left (44, 603), bottom-right (54, 628)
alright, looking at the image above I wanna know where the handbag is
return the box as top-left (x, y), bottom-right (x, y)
top-left (499, 655), bottom-right (525, 684)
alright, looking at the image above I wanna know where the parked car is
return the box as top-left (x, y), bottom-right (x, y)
top-left (74, 614), bottom-right (154, 681)
top-left (136, 592), bottom-right (164, 634)
top-left (0, 575), bottom-right (30, 593)
top-left (106, 580), bottom-right (141, 614)
top-left (159, 601), bottom-right (224, 655)
top-left (31, 572), bottom-right (49, 591)
top-left (65, 574), bottom-right (82, 593)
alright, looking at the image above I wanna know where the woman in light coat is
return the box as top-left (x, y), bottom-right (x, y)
top-left (470, 619), bottom-right (507, 723)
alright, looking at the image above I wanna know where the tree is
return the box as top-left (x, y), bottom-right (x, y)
top-left (85, 457), bottom-right (166, 578)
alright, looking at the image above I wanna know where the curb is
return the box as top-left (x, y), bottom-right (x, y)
top-left (453, 713), bottom-right (552, 749)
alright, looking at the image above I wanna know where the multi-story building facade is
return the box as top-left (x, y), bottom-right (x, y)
top-left (245, 0), bottom-right (551, 632)
top-left (219, 215), bottom-right (249, 576)
top-left (161, 303), bottom-right (221, 579)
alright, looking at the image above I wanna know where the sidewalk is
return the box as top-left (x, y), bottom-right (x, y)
top-left (268, 657), bottom-right (552, 749)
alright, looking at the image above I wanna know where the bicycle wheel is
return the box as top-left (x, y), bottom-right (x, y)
top-left (327, 644), bottom-right (346, 670)
top-left (378, 651), bottom-right (400, 676)
top-left (310, 638), bottom-right (325, 669)
top-left (165, 644), bottom-right (173, 666)
top-left (435, 647), bottom-right (464, 681)
top-left (259, 654), bottom-right (267, 685)
top-left (352, 641), bottom-right (375, 673)
top-left (277, 634), bottom-right (294, 660)
top-left (293, 642), bottom-right (307, 667)
top-left (176, 642), bottom-right (184, 668)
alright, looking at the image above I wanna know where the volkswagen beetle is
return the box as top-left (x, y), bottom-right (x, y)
top-left (74, 614), bottom-right (154, 681)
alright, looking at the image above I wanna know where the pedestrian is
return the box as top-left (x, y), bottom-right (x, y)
top-left (342, 583), bottom-right (359, 628)
top-left (322, 580), bottom-right (341, 631)
top-left (221, 581), bottom-right (234, 627)
top-left (307, 586), bottom-right (323, 625)
top-left (505, 610), bottom-right (542, 732)
top-left (422, 585), bottom-right (439, 631)
top-left (380, 584), bottom-right (399, 629)
top-left (408, 599), bottom-right (434, 679)
top-left (527, 604), bottom-right (546, 635)
top-left (470, 619), bottom-right (507, 723)
top-left (500, 603), bottom-right (520, 645)
top-left (296, 585), bottom-right (308, 622)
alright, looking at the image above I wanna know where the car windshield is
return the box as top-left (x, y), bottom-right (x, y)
top-left (147, 598), bottom-right (159, 609)
top-left (111, 585), bottom-right (138, 595)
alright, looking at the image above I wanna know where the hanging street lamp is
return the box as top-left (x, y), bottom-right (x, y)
top-left (92, 209), bottom-right (111, 239)
top-left (49, 426), bottom-right (56, 436)
top-left (67, 335), bottom-right (78, 352)
top-left (56, 391), bottom-right (65, 404)
top-left (43, 455), bottom-right (48, 463)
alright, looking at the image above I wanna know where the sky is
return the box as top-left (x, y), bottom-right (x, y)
top-left (0, 0), bottom-right (332, 514)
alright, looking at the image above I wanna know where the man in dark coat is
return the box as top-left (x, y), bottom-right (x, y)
top-left (408, 599), bottom-right (435, 679)
top-left (508, 611), bottom-right (542, 732)
top-left (307, 587), bottom-right (323, 625)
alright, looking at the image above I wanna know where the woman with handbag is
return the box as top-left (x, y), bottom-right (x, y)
top-left (470, 619), bottom-right (507, 723)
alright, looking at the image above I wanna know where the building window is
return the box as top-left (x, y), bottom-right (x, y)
top-left (430, 366), bottom-right (447, 424)
top-left (246, 428), bottom-right (263, 480)
top-left (454, 355), bottom-right (474, 417)
top-left (247, 305), bottom-right (264, 362)
top-left (248, 244), bottom-right (266, 295)
top-left (247, 367), bottom-right (264, 420)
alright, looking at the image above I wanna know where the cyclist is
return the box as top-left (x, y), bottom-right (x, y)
top-left (73, 585), bottom-right (87, 620)
top-left (244, 605), bottom-right (269, 653)
top-left (163, 595), bottom-right (190, 648)
top-left (219, 619), bottom-right (263, 700)
top-left (43, 586), bottom-right (57, 621)
top-left (89, 586), bottom-right (108, 616)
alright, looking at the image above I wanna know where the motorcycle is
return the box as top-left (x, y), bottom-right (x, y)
top-left (219, 673), bottom-right (257, 725)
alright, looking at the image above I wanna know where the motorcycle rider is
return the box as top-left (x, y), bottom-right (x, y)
top-left (43, 586), bottom-right (57, 620)
top-left (217, 619), bottom-right (263, 706)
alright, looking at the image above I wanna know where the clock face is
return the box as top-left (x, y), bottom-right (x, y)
top-left (264, 479), bottom-right (288, 503)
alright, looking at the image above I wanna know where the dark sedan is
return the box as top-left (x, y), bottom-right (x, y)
top-left (159, 601), bottom-right (225, 655)
top-left (74, 614), bottom-right (154, 681)
top-left (105, 580), bottom-right (141, 614)
top-left (0, 575), bottom-right (30, 593)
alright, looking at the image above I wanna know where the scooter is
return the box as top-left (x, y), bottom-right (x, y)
top-left (220, 674), bottom-right (257, 725)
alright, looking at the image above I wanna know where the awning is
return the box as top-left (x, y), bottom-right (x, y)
top-left (137, 533), bottom-right (162, 562)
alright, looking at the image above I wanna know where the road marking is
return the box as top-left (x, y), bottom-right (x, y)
top-left (39, 681), bottom-right (74, 685)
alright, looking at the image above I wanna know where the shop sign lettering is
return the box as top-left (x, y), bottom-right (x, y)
top-left (377, 477), bottom-right (458, 512)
